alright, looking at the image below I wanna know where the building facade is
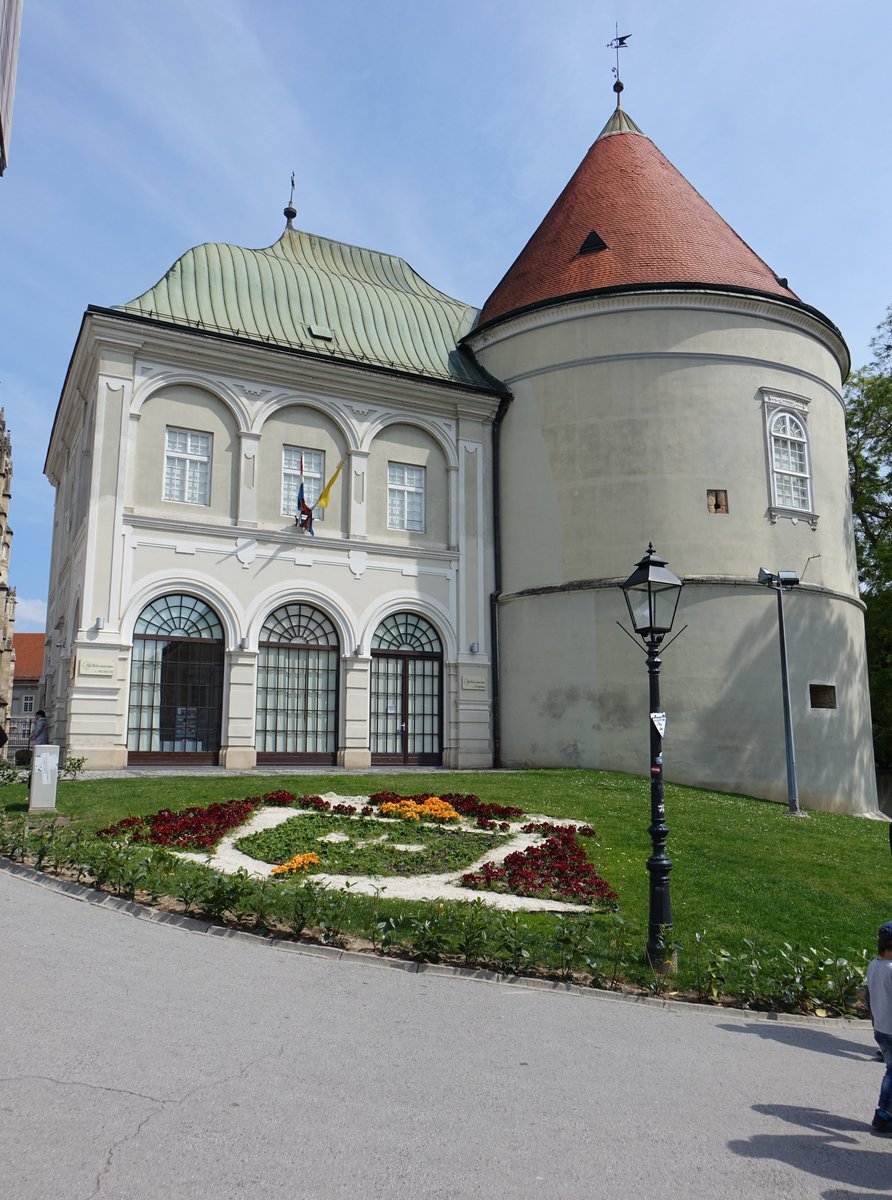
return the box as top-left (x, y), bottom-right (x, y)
top-left (41, 98), bottom-right (878, 814)
top-left (43, 212), bottom-right (500, 771)
top-left (9, 630), bottom-right (41, 755)
top-left (0, 0), bottom-right (22, 175)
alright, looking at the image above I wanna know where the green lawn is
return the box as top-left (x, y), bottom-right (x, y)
top-left (2, 768), bottom-right (888, 966)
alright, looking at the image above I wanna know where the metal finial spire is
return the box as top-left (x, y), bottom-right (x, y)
top-left (607, 25), bottom-right (631, 107)
top-left (284, 172), bottom-right (297, 227)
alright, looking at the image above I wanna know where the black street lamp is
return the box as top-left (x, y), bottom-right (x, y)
top-left (757, 568), bottom-right (802, 816)
top-left (619, 543), bottom-right (684, 970)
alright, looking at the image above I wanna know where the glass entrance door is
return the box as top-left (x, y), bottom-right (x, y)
top-left (370, 613), bottom-right (442, 765)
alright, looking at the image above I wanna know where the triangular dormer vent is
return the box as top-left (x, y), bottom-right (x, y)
top-left (579, 230), bottom-right (608, 254)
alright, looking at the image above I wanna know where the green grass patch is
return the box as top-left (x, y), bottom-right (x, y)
top-left (2, 767), bottom-right (890, 998)
top-left (236, 812), bottom-right (507, 876)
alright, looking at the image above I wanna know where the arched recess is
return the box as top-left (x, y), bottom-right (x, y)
top-left (131, 373), bottom-right (251, 432)
top-left (254, 402), bottom-right (351, 530)
top-left (255, 601), bottom-right (340, 764)
top-left (130, 383), bottom-right (242, 523)
top-left (370, 611), bottom-right (443, 766)
top-left (365, 421), bottom-right (451, 544)
top-left (127, 593), bottom-right (225, 764)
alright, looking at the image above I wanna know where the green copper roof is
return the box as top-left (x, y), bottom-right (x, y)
top-left (597, 104), bottom-right (643, 139)
top-left (114, 225), bottom-right (495, 389)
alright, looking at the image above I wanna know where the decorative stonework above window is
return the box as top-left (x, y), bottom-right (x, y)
top-left (761, 391), bottom-right (819, 529)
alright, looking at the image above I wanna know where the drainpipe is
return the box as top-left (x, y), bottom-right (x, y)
top-left (490, 395), bottom-right (512, 768)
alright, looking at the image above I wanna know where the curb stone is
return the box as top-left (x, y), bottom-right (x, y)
top-left (0, 857), bottom-right (873, 1029)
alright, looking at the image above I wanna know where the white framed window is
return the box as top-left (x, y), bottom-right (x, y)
top-left (22, 695), bottom-right (34, 713)
top-left (282, 447), bottom-right (324, 519)
top-left (761, 393), bottom-right (817, 527)
top-left (771, 412), bottom-right (811, 510)
top-left (387, 462), bottom-right (425, 532)
top-left (164, 428), bottom-right (211, 505)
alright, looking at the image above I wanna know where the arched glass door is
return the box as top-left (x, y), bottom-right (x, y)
top-left (256, 603), bottom-right (339, 764)
top-left (128, 594), bottom-right (224, 764)
top-left (370, 612), bottom-right (442, 765)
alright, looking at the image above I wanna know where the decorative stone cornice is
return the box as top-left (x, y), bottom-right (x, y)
top-left (466, 287), bottom-right (850, 379)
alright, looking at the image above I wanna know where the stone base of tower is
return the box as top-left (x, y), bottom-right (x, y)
top-left (497, 582), bottom-right (878, 817)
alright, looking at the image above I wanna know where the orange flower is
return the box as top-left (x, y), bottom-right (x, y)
top-left (271, 851), bottom-right (321, 876)
top-left (379, 797), bottom-right (460, 822)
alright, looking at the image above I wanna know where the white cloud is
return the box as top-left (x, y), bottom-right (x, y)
top-left (13, 598), bottom-right (47, 632)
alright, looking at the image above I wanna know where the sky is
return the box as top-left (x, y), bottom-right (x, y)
top-left (2, 0), bottom-right (891, 632)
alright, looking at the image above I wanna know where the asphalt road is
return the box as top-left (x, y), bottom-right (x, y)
top-left (1, 866), bottom-right (889, 1200)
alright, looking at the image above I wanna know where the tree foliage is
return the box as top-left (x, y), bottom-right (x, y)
top-left (846, 305), bottom-right (892, 591)
top-left (846, 306), bottom-right (892, 768)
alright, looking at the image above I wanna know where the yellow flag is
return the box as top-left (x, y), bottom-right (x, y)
top-left (316, 456), bottom-right (346, 509)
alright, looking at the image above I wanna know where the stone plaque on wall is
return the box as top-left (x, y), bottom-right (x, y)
top-left (78, 657), bottom-right (115, 678)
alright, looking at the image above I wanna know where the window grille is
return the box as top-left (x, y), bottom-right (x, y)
top-left (387, 463), bottom-right (425, 531)
top-left (255, 603), bottom-right (339, 760)
top-left (282, 446), bottom-right (324, 519)
top-left (770, 412), bottom-right (811, 512)
top-left (128, 594), bottom-right (224, 756)
top-left (164, 428), bottom-right (211, 505)
top-left (370, 612), bottom-right (442, 764)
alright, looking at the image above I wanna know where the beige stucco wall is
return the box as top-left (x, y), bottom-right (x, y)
top-left (255, 404), bottom-right (347, 533)
top-left (366, 422), bottom-right (449, 546)
top-left (132, 384), bottom-right (240, 523)
top-left (496, 581), bottom-right (875, 814)
top-left (471, 290), bottom-right (877, 814)
top-left (473, 294), bottom-right (856, 596)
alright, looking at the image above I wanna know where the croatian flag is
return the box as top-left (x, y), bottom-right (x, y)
top-left (297, 452), bottom-right (314, 535)
top-left (297, 480), bottom-right (314, 535)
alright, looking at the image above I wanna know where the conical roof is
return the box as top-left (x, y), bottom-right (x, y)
top-left (477, 105), bottom-right (797, 327)
top-left (114, 225), bottom-right (497, 390)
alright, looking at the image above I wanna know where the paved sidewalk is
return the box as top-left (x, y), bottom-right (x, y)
top-left (1, 864), bottom-right (889, 1199)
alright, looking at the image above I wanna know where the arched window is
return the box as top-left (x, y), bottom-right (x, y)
top-left (128, 594), bottom-right (224, 762)
top-left (370, 612), bottom-right (443, 765)
top-left (256, 603), bottom-right (339, 762)
top-left (770, 412), bottom-right (811, 512)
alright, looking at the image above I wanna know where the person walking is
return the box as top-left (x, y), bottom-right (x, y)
top-left (866, 921), bottom-right (892, 1133)
top-left (29, 709), bottom-right (49, 747)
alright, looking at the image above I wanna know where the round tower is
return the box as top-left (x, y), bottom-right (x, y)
top-left (466, 101), bottom-right (876, 814)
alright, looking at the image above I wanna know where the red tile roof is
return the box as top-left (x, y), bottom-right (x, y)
top-left (477, 112), bottom-right (797, 328)
top-left (13, 633), bottom-right (44, 681)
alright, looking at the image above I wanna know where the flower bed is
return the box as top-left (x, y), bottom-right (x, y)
top-left (461, 827), bottom-right (618, 907)
top-left (236, 812), bottom-right (506, 877)
top-left (378, 796), bottom-right (461, 822)
top-left (368, 791), bottom-right (522, 829)
top-left (94, 790), bottom-right (616, 910)
top-left (96, 798), bottom-right (262, 852)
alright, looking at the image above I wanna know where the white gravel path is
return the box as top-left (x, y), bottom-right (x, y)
top-left (175, 793), bottom-right (591, 912)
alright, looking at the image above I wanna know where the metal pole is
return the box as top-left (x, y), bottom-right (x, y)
top-left (645, 635), bottom-right (673, 968)
top-left (774, 584), bottom-right (800, 815)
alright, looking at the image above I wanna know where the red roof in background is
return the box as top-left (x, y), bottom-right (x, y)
top-left (477, 112), bottom-right (798, 328)
top-left (13, 633), bottom-right (44, 681)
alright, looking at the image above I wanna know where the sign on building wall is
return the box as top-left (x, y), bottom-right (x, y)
top-left (78, 657), bottom-right (115, 678)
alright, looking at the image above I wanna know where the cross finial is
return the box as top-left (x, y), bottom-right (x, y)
top-left (284, 171), bottom-right (297, 227)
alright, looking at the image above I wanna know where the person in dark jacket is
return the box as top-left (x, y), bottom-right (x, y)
top-left (29, 710), bottom-right (49, 746)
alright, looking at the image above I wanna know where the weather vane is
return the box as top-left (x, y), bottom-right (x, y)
top-left (607, 25), bottom-right (631, 86)
top-left (288, 172), bottom-right (296, 208)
